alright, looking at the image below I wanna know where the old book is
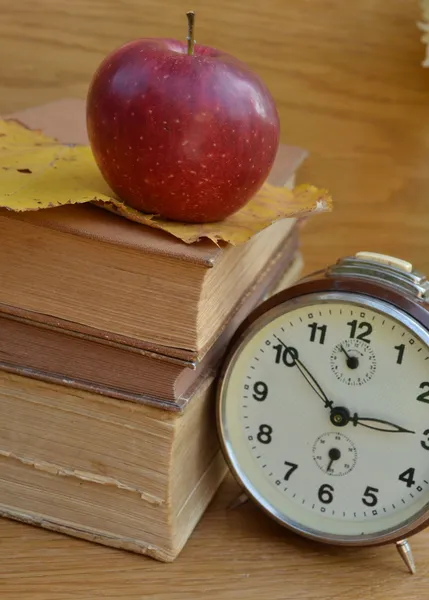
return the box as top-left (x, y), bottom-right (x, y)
top-left (0, 256), bottom-right (302, 562)
top-left (0, 99), bottom-right (308, 359)
top-left (0, 228), bottom-right (300, 410)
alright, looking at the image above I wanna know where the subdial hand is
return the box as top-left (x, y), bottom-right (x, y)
top-left (340, 345), bottom-right (359, 369)
top-left (274, 336), bottom-right (333, 409)
top-left (327, 447), bottom-right (341, 472)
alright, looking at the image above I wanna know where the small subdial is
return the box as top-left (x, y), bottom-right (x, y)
top-left (330, 338), bottom-right (376, 386)
top-left (312, 432), bottom-right (357, 476)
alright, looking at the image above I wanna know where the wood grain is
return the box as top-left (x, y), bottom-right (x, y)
top-left (2, 0), bottom-right (429, 597)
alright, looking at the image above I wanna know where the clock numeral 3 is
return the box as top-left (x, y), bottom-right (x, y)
top-left (347, 319), bottom-right (372, 343)
top-left (308, 322), bottom-right (327, 344)
top-left (417, 382), bottom-right (429, 403)
top-left (272, 344), bottom-right (298, 366)
top-left (421, 429), bottom-right (429, 450)
top-left (284, 461), bottom-right (298, 481)
top-left (362, 486), bottom-right (379, 507)
top-left (318, 484), bottom-right (334, 504)
top-left (257, 424), bottom-right (272, 444)
top-left (252, 381), bottom-right (268, 402)
top-left (398, 467), bottom-right (416, 488)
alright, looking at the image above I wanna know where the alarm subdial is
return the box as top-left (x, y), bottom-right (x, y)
top-left (330, 338), bottom-right (376, 386)
top-left (312, 432), bottom-right (357, 476)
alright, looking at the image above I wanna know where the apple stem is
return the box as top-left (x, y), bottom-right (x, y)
top-left (186, 11), bottom-right (195, 56)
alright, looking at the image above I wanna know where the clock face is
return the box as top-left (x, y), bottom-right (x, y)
top-left (218, 292), bottom-right (429, 544)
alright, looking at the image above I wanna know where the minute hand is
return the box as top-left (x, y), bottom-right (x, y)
top-left (274, 335), bottom-right (333, 410)
top-left (351, 414), bottom-right (415, 434)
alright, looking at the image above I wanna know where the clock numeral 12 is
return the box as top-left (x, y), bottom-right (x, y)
top-left (347, 320), bottom-right (373, 343)
top-left (308, 322), bottom-right (327, 344)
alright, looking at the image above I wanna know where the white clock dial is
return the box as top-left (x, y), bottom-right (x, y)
top-left (218, 292), bottom-right (429, 543)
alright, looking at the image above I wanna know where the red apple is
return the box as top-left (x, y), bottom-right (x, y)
top-left (86, 15), bottom-right (280, 223)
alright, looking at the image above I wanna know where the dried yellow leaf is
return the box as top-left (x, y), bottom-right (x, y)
top-left (0, 120), bottom-right (114, 210)
top-left (100, 183), bottom-right (331, 245)
top-left (0, 118), bottom-right (332, 245)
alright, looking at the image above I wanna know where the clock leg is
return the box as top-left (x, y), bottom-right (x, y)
top-left (395, 539), bottom-right (416, 574)
top-left (228, 491), bottom-right (249, 510)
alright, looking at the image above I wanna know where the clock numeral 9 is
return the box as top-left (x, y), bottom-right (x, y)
top-left (273, 344), bottom-right (298, 366)
top-left (417, 382), bottom-right (429, 403)
top-left (257, 424), bottom-right (272, 444)
top-left (362, 486), bottom-right (379, 507)
top-left (318, 483), bottom-right (334, 504)
top-left (252, 381), bottom-right (268, 402)
top-left (347, 319), bottom-right (372, 343)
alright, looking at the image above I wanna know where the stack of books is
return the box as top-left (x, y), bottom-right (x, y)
top-left (0, 99), bottom-right (306, 562)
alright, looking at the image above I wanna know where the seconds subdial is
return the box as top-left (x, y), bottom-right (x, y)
top-left (330, 338), bottom-right (376, 386)
top-left (312, 432), bottom-right (357, 476)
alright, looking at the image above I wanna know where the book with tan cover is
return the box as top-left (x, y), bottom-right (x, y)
top-left (0, 255), bottom-right (302, 562)
top-left (0, 229), bottom-right (301, 411)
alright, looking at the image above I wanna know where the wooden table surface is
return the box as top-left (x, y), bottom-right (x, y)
top-left (2, 0), bottom-right (429, 598)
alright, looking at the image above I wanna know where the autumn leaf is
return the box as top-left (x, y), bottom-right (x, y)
top-left (0, 118), bottom-right (332, 245)
top-left (99, 183), bottom-right (331, 245)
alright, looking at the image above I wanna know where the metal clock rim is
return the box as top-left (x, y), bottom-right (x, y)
top-left (216, 289), bottom-right (429, 548)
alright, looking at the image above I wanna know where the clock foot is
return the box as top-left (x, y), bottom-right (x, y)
top-left (396, 539), bottom-right (416, 574)
top-left (228, 491), bottom-right (249, 510)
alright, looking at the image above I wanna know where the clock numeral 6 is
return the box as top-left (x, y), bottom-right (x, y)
top-left (272, 344), bottom-right (298, 366)
top-left (252, 381), bottom-right (268, 402)
top-left (256, 424), bottom-right (272, 444)
top-left (318, 483), bottom-right (334, 504)
top-left (362, 486), bottom-right (379, 507)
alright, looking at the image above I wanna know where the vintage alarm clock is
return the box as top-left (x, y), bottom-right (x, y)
top-left (216, 252), bottom-right (429, 574)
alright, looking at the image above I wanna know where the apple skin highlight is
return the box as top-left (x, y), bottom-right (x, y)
top-left (86, 38), bottom-right (280, 223)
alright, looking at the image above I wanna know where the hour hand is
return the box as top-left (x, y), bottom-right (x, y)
top-left (352, 414), bottom-right (415, 434)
